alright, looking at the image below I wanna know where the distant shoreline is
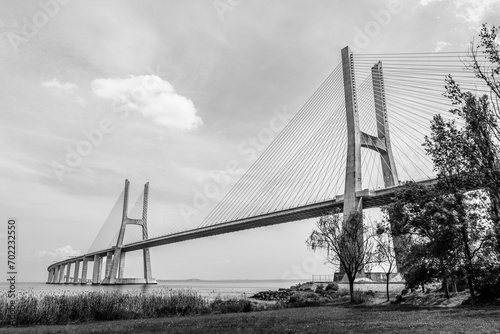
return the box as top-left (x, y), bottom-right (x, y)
top-left (1, 279), bottom-right (405, 283)
top-left (156, 279), bottom-right (309, 282)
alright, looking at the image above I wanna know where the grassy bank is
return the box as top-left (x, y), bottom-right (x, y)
top-left (1, 285), bottom-right (361, 327)
top-left (0, 289), bottom-right (270, 326)
top-left (3, 287), bottom-right (498, 333)
top-left (1, 304), bottom-right (500, 334)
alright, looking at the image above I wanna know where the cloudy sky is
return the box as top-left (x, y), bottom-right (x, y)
top-left (1, 0), bottom-right (499, 282)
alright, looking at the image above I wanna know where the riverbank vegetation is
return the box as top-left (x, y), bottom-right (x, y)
top-left (2, 281), bottom-right (478, 328)
top-left (0, 284), bottom-right (374, 327)
top-left (2, 302), bottom-right (500, 334)
top-left (0, 289), bottom-right (278, 326)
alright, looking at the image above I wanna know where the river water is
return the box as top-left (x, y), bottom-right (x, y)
top-left (0, 280), bottom-right (309, 300)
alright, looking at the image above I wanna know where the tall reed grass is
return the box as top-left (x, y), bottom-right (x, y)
top-left (0, 289), bottom-right (211, 326)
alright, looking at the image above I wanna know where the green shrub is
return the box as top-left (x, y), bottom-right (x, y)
top-left (289, 293), bottom-right (300, 303)
top-left (210, 298), bottom-right (253, 314)
top-left (365, 290), bottom-right (375, 298)
top-left (325, 282), bottom-right (339, 291)
top-left (315, 285), bottom-right (325, 293)
top-left (337, 288), bottom-right (350, 297)
top-left (287, 292), bottom-right (321, 307)
top-left (351, 290), bottom-right (367, 304)
top-left (474, 265), bottom-right (500, 302)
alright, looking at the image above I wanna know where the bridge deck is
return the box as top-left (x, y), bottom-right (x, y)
top-left (48, 179), bottom-right (437, 270)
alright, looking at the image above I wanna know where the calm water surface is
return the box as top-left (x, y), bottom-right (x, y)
top-left (0, 280), bottom-right (309, 299)
top-left (1, 280), bottom-right (404, 301)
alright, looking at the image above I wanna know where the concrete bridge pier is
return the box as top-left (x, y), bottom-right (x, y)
top-left (92, 254), bottom-right (102, 285)
top-left (143, 248), bottom-right (154, 284)
top-left (64, 263), bottom-right (72, 284)
top-left (55, 265), bottom-right (60, 283)
top-left (58, 264), bottom-right (65, 283)
top-left (81, 257), bottom-right (89, 284)
top-left (104, 251), bottom-right (113, 280)
top-left (118, 252), bottom-right (126, 279)
top-left (47, 267), bottom-right (54, 284)
top-left (72, 260), bottom-right (80, 284)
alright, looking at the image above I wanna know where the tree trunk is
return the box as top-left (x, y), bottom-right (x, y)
top-left (461, 226), bottom-right (477, 306)
top-left (488, 188), bottom-right (500, 253)
top-left (349, 278), bottom-right (355, 302)
top-left (443, 277), bottom-right (450, 299)
top-left (467, 276), bottom-right (476, 306)
top-left (386, 273), bottom-right (390, 301)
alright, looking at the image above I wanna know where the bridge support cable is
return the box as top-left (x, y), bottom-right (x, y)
top-left (87, 189), bottom-right (125, 254)
top-left (228, 66), bottom-right (345, 221)
top-left (352, 51), bottom-right (494, 183)
top-left (197, 64), bottom-right (349, 228)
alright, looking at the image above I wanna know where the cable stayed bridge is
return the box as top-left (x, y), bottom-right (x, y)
top-left (46, 46), bottom-right (492, 285)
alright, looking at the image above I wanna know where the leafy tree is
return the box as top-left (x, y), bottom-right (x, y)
top-left (404, 24), bottom-right (500, 304)
top-left (469, 24), bottom-right (500, 110)
top-left (381, 23), bottom-right (500, 305)
top-left (437, 79), bottom-right (500, 251)
top-left (306, 211), bottom-right (376, 302)
top-left (416, 107), bottom-right (496, 305)
top-left (400, 242), bottom-right (441, 293)
top-left (384, 182), bottom-right (463, 299)
top-left (390, 182), bottom-right (496, 304)
top-left (444, 23), bottom-right (500, 251)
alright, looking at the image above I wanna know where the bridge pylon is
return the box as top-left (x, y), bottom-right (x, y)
top-left (101, 179), bottom-right (157, 285)
top-left (342, 46), bottom-right (398, 218)
top-left (337, 46), bottom-right (399, 279)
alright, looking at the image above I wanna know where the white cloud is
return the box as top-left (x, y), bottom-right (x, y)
top-left (434, 41), bottom-right (451, 52)
top-left (91, 75), bottom-right (202, 130)
top-left (42, 78), bottom-right (85, 106)
top-left (453, 0), bottom-right (499, 27)
top-left (42, 78), bottom-right (78, 92)
top-left (36, 245), bottom-right (81, 259)
top-left (420, 0), bottom-right (499, 28)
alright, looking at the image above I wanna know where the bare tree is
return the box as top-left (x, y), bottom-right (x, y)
top-left (373, 221), bottom-right (398, 302)
top-left (306, 211), bottom-right (377, 302)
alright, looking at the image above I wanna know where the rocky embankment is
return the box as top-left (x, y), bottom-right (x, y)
top-left (250, 282), bottom-right (372, 306)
